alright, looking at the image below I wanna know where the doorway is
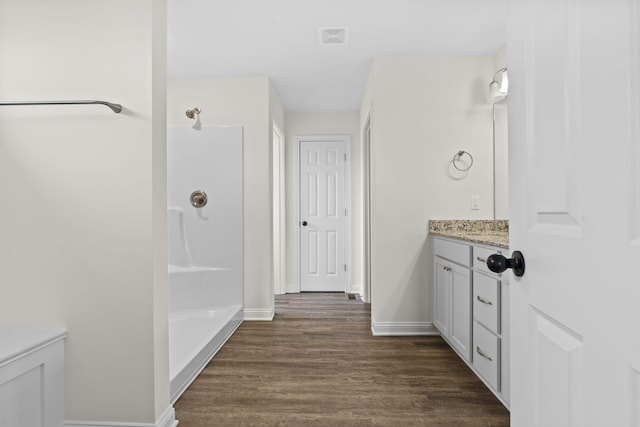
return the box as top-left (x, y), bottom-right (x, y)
top-left (298, 135), bottom-right (351, 292)
top-left (272, 124), bottom-right (286, 295)
top-left (362, 117), bottom-right (372, 304)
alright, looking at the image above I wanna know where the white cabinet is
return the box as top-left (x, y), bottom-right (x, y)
top-left (471, 244), bottom-right (510, 406)
top-left (434, 257), bottom-right (451, 338)
top-left (434, 257), bottom-right (472, 360)
top-left (472, 320), bottom-right (500, 389)
top-left (433, 238), bottom-right (472, 361)
top-left (433, 236), bottom-right (510, 408)
top-left (450, 263), bottom-right (471, 360)
top-left (473, 272), bottom-right (500, 333)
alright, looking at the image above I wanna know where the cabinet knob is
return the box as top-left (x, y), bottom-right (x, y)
top-left (486, 251), bottom-right (526, 277)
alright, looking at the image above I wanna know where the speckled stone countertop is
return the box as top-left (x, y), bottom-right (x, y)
top-left (428, 220), bottom-right (509, 248)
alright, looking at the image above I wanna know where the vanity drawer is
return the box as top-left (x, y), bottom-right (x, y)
top-left (473, 245), bottom-right (505, 278)
top-left (473, 272), bottom-right (500, 334)
top-left (473, 322), bottom-right (500, 390)
top-left (434, 238), bottom-right (471, 266)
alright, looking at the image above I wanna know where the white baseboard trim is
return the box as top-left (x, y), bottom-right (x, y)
top-left (371, 320), bottom-right (439, 336)
top-left (156, 407), bottom-right (178, 427)
top-left (243, 307), bottom-right (275, 321)
top-left (348, 283), bottom-right (363, 296)
top-left (282, 285), bottom-right (364, 295)
top-left (285, 283), bottom-right (299, 293)
top-left (65, 405), bottom-right (177, 427)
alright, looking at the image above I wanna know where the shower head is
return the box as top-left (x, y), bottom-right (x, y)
top-left (487, 68), bottom-right (508, 104)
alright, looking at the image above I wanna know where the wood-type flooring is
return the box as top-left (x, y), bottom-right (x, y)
top-left (174, 293), bottom-right (510, 426)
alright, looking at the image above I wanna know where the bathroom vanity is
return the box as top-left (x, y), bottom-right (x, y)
top-left (429, 220), bottom-right (510, 408)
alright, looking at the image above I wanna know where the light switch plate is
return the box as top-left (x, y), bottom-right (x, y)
top-left (471, 195), bottom-right (480, 210)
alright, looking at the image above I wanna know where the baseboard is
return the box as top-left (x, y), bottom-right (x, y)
top-left (65, 405), bottom-right (177, 427)
top-left (348, 283), bottom-right (363, 296)
top-left (243, 307), bottom-right (275, 321)
top-left (371, 320), bottom-right (439, 336)
top-left (156, 408), bottom-right (178, 427)
top-left (283, 285), bottom-right (364, 295)
top-left (285, 283), bottom-right (299, 293)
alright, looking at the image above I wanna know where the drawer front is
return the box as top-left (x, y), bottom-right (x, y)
top-left (473, 245), bottom-right (506, 278)
top-left (473, 322), bottom-right (500, 390)
top-left (434, 238), bottom-right (471, 266)
top-left (473, 272), bottom-right (500, 334)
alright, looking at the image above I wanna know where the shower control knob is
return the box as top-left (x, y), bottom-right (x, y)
top-left (301, 221), bottom-right (308, 226)
top-left (190, 190), bottom-right (208, 208)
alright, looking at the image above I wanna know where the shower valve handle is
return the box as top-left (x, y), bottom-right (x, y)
top-left (190, 190), bottom-right (208, 208)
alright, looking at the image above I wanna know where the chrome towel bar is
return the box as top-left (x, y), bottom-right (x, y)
top-left (0, 100), bottom-right (122, 114)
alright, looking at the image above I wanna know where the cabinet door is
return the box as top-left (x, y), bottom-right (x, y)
top-left (450, 263), bottom-right (472, 361)
top-left (433, 257), bottom-right (450, 338)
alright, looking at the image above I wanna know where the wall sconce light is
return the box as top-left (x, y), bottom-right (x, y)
top-left (487, 68), bottom-right (508, 104)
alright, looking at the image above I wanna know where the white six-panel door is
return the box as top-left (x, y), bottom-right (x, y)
top-left (299, 138), bottom-right (347, 292)
top-left (508, 1), bottom-right (640, 425)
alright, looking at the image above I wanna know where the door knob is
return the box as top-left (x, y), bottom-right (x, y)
top-left (486, 251), bottom-right (526, 277)
top-left (301, 221), bottom-right (308, 226)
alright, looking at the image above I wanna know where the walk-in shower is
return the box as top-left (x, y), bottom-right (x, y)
top-left (167, 125), bottom-right (243, 403)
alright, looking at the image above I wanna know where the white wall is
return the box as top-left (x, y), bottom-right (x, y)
top-left (361, 56), bottom-right (495, 330)
top-left (0, 1), bottom-right (170, 424)
top-left (167, 76), bottom-right (283, 320)
top-left (284, 112), bottom-right (362, 293)
top-left (493, 45), bottom-right (509, 219)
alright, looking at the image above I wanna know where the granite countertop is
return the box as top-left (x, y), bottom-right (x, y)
top-left (428, 220), bottom-right (509, 248)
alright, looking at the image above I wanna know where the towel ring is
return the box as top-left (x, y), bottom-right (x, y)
top-left (452, 150), bottom-right (473, 172)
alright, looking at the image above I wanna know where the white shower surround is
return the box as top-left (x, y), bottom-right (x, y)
top-left (167, 126), bottom-right (244, 403)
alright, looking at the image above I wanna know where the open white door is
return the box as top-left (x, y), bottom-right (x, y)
top-left (508, 1), bottom-right (640, 426)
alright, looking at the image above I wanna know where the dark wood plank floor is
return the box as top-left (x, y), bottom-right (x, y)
top-left (174, 293), bottom-right (510, 426)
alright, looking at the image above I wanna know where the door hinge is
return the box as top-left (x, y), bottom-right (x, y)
top-left (345, 208), bottom-right (348, 216)
top-left (344, 264), bottom-right (348, 272)
top-left (344, 153), bottom-right (347, 161)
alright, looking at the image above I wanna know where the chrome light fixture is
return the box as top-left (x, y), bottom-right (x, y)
top-left (487, 67), bottom-right (508, 104)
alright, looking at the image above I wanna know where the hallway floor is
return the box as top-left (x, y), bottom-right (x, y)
top-left (174, 293), bottom-right (510, 426)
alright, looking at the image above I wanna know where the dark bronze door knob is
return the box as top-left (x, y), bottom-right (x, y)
top-left (486, 251), bottom-right (525, 277)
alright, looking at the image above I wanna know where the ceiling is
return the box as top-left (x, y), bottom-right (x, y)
top-left (167, 0), bottom-right (507, 112)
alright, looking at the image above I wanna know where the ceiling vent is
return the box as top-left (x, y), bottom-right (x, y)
top-left (319, 27), bottom-right (348, 45)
